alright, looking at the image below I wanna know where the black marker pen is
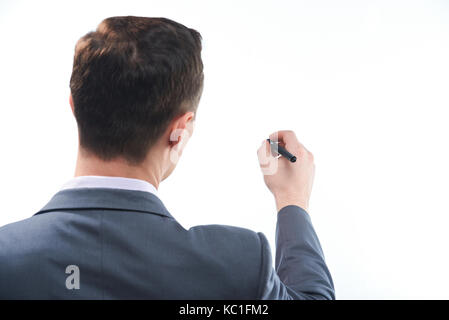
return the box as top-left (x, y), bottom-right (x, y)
top-left (267, 138), bottom-right (297, 163)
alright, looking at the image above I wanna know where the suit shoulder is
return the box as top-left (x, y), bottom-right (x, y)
top-left (186, 223), bottom-right (266, 298)
top-left (189, 224), bottom-right (263, 292)
top-left (0, 216), bottom-right (35, 244)
top-left (188, 223), bottom-right (263, 249)
top-left (0, 213), bottom-right (65, 255)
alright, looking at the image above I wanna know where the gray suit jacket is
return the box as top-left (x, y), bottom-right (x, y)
top-left (0, 188), bottom-right (334, 299)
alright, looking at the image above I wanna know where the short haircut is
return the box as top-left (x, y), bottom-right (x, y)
top-left (70, 16), bottom-right (204, 164)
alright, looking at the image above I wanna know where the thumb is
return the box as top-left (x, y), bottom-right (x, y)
top-left (257, 139), bottom-right (275, 166)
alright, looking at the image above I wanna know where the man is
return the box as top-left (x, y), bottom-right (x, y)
top-left (0, 16), bottom-right (334, 299)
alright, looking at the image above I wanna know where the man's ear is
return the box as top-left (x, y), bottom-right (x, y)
top-left (69, 93), bottom-right (75, 116)
top-left (169, 111), bottom-right (195, 147)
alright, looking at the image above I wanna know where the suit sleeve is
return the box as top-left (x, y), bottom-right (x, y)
top-left (256, 205), bottom-right (335, 300)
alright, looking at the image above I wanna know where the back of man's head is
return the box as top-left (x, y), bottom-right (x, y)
top-left (70, 16), bottom-right (204, 165)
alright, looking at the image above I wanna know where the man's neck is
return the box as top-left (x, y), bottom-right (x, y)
top-left (74, 149), bottom-right (162, 189)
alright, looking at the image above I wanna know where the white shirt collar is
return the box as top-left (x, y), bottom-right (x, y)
top-left (61, 176), bottom-right (158, 196)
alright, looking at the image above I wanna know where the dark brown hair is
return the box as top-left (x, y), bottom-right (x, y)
top-left (70, 16), bottom-right (204, 164)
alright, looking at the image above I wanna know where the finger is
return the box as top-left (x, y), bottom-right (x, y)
top-left (257, 140), bottom-right (280, 175)
top-left (257, 139), bottom-right (275, 166)
top-left (269, 130), bottom-right (308, 156)
top-left (269, 130), bottom-right (298, 145)
top-left (269, 130), bottom-right (305, 149)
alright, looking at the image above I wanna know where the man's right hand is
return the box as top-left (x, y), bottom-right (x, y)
top-left (257, 130), bottom-right (315, 213)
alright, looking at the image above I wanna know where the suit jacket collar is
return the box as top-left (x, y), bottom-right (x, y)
top-left (34, 188), bottom-right (173, 219)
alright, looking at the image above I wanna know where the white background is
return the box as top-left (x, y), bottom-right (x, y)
top-left (1, 0), bottom-right (448, 299)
